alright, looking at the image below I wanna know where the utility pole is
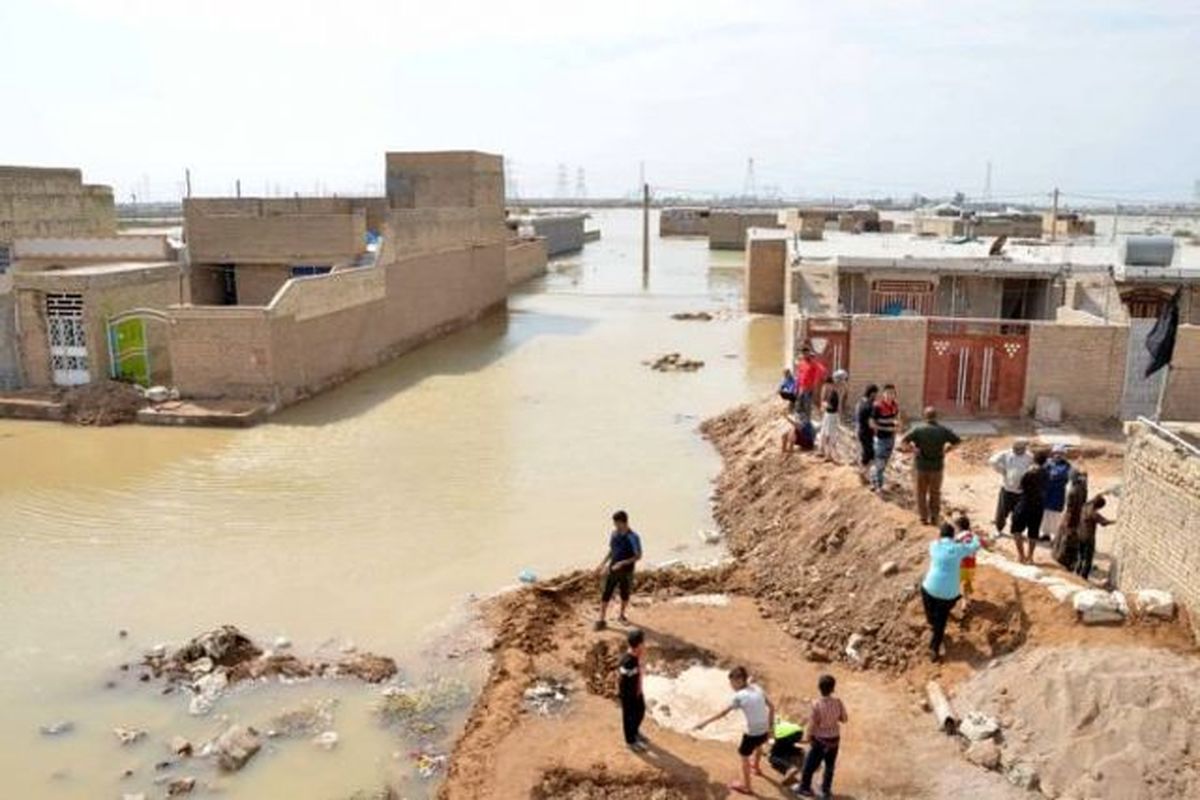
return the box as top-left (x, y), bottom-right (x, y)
top-left (642, 182), bottom-right (650, 286)
top-left (185, 168), bottom-right (192, 198)
top-left (235, 179), bottom-right (241, 199)
top-left (1049, 187), bottom-right (1060, 242)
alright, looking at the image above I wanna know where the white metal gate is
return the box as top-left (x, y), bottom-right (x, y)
top-left (46, 293), bottom-right (90, 387)
top-left (1121, 318), bottom-right (1166, 420)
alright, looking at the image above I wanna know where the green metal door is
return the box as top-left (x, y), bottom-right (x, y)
top-left (108, 317), bottom-right (151, 386)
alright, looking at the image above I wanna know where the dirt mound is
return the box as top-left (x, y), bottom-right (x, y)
top-left (954, 646), bottom-right (1200, 799)
top-left (61, 380), bottom-right (144, 425)
top-left (532, 766), bottom-right (691, 800)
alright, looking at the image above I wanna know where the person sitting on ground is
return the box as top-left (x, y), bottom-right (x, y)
top-left (595, 510), bottom-right (642, 630)
top-left (989, 438), bottom-right (1032, 554)
top-left (617, 628), bottom-right (648, 752)
top-left (868, 384), bottom-right (901, 493)
top-left (816, 375), bottom-right (841, 462)
top-left (694, 666), bottom-right (775, 796)
top-left (781, 408), bottom-right (815, 455)
top-left (1041, 445), bottom-right (1073, 542)
top-left (854, 384), bottom-right (879, 479)
top-left (794, 343), bottom-right (828, 422)
top-left (796, 673), bottom-right (848, 799)
top-left (954, 514), bottom-right (990, 608)
top-left (1053, 469), bottom-right (1089, 569)
top-left (768, 717), bottom-right (807, 791)
top-left (779, 368), bottom-right (798, 406)
top-left (920, 522), bottom-right (981, 662)
top-left (901, 406), bottom-right (962, 525)
top-left (1075, 495), bottom-right (1113, 581)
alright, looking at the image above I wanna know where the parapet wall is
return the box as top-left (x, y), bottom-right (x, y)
top-left (187, 211), bottom-right (366, 263)
top-left (1, 166), bottom-right (116, 243)
top-left (506, 239), bottom-right (548, 286)
top-left (1113, 424), bottom-right (1200, 637)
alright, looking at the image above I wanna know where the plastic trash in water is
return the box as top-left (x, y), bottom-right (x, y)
top-left (517, 569), bottom-right (537, 584)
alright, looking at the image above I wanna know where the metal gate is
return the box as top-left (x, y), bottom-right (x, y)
top-left (108, 317), bottom-right (150, 386)
top-left (46, 293), bottom-right (90, 386)
top-left (923, 322), bottom-right (1028, 416)
top-left (1120, 318), bottom-right (1166, 420)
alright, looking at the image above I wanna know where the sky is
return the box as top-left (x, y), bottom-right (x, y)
top-left (1, 0), bottom-right (1197, 203)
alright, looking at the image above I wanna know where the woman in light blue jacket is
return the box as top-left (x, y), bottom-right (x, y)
top-left (920, 523), bottom-right (980, 662)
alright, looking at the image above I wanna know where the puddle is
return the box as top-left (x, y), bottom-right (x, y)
top-left (643, 665), bottom-right (744, 742)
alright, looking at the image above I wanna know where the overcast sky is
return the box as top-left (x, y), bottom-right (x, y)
top-left (2, 0), bottom-right (1197, 203)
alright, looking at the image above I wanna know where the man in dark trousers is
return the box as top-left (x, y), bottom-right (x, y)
top-left (595, 510), bottom-right (642, 630)
top-left (901, 406), bottom-right (961, 525)
top-left (618, 628), bottom-right (648, 752)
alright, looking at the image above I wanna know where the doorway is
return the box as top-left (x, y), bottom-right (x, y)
top-left (923, 322), bottom-right (1028, 416)
top-left (46, 292), bottom-right (90, 386)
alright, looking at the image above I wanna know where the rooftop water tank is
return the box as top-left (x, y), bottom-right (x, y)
top-left (1122, 235), bottom-right (1175, 267)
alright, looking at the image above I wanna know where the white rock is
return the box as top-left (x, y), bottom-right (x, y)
top-left (145, 386), bottom-right (171, 403)
top-left (187, 657), bottom-right (214, 676)
top-left (697, 529), bottom-right (722, 544)
top-left (208, 724), bottom-right (261, 772)
top-left (879, 561), bottom-right (899, 577)
top-left (844, 633), bottom-right (866, 663)
top-left (1135, 589), bottom-right (1176, 619)
top-left (113, 727), bottom-right (147, 746)
top-left (273, 636), bottom-right (292, 650)
top-left (1073, 589), bottom-right (1127, 624)
top-left (188, 695), bottom-right (213, 716)
top-left (149, 644), bottom-right (167, 658)
top-left (965, 738), bottom-right (1001, 770)
top-left (958, 712), bottom-right (1000, 742)
top-left (312, 731), bottom-right (339, 750)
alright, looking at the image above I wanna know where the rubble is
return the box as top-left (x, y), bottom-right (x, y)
top-left (669, 311), bottom-right (713, 321)
top-left (522, 678), bottom-right (571, 716)
top-left (1134, 589), bottom-right (1176, 619)
top-left (61, 380), bottom-right (145, 426)
top-left (205, 724), bottom-right (261, 772)
top-left (957, 712), bottom-right (1000, 742)
top-left (113, 727), bottom-right (147, 746)
top-left (1072, 589), bottom-right (1128, 624)
top-left (312, 730), bottom-right (340, 751)
top-left (965, 739), bottom-right (1001, 770)
top-left (169, 736), bottom-right (193, 757)
top-left (646, 353), bottom-right (705, 372)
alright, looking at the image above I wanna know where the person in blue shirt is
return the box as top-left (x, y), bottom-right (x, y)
top-left (595, 510), bottom-right (643, 631)
top-left (1040, 445), bottom-right (1073, 542)
top-left (920, 522), bottom-right (981, 662)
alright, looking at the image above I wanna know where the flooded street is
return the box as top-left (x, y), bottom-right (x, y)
top-left (0, 209), bottom-right (783, 798)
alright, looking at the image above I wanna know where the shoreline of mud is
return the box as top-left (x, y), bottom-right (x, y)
top-left (435, 397), bottom-right (1199, 799)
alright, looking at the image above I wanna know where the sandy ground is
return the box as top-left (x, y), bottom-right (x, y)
top-left (438, 400), bottom-right (1197, 799)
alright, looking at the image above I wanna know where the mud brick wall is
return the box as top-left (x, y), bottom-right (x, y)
top-left (1, 167), bottom-right (116, 244)
top-left (1161, 327), bottom-right (1200, 422)
top-left (1024, 323), bottom-right (1128, 419)
top-left (746, 239), bottom-right (786, 314)
top-left (847, 316), bottom-right (928, 418)
top-left (505, 239), bottom-right (548, 286)
top-left (1113, 425), bottom-right (1200, 637)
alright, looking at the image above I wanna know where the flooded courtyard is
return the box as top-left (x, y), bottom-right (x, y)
top-left (0, 209), bottom-right (783, 797)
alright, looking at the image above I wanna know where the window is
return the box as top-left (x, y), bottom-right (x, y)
top-left (290, 265), bottom-right (332, 278)
top-left (0, 245), bottom-right (9, 274)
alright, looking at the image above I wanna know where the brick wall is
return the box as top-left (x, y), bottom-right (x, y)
top-left (506, 239), bottom-right (548, 286)
top-left (1113, 424), bottom-right (1200, 636)
top-left (1, 166), bottom-right (117, 244)
top-left (187, 212), bottom-right (365, 263)
top-left (1161, 326), bottom-right (1200, 421)
top-left (1024, 322), bottom-right (1128, 419)
top-left (848, 316), bottom-right (928, 417)
top-left (234, 265), bottom-right (291, 306)
top-left (385, 151), bottom-right (504, 210)
top-left (746, 239), bottom-right (786, 314)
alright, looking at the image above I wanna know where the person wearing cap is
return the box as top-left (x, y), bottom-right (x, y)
top-left (793, 343), bottom-right (828, 422)
top-left (989, 439), bottom-right (1033, 561)
top-left (816, 370), bottom-right (848, 461)
top-left (901, 406), bottom-right (962, 525)
top-left (1041, 445), bottom-right (1073, 541)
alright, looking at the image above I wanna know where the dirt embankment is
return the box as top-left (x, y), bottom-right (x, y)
top-left (439, 398), bottom-right (1197, 799)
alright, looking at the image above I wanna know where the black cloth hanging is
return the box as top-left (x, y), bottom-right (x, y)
top-left (1144, 288), bottom-right (1182, 379)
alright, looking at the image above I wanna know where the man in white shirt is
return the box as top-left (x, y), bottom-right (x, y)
top-left (694, 666), bottom-right (775, 795)
top-left (989, 439), bottom-right (1033, 556)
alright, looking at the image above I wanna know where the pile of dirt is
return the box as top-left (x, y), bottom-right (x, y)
top-left (531, 766), bottom-right (691, 800)
top-left (61, 380), bottom-right (144, 425)
top-left (954, 646), bottom-right (1200, 799)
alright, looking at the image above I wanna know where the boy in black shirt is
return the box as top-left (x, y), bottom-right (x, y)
top-left (618, 628), bottom-right (648, 751)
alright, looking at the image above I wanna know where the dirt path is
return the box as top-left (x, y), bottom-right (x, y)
top-left (438, 399), bottom-right (1196, 799)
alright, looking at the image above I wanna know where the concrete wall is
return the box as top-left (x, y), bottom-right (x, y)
top-left (529, 215), bottom-right (585, 257)
top-left (848, 316), bottom-right (928, 417)
top-left (187, 211), bottom-right (366, 264)
top-left (1024, 322), bottom-right (1128, 419)
top-left (1065, 275), bottom-right (1129, 324)
top-left (386, 151), bottom-right (504, 210)
top-left (746, 239), bottom-right (787, 314)
top-left (659, 208), bottom-right (709, 237)
top-left (709, 211), bottom-right (781, 250)
top-left (168, 308), bottom-right (277, 399)
top-left (1113, 424), bottom-right (1200, 637)
top-left (392, 208), bottom-right (508, 254)
top-left (13, 235), bottom-right (171, 263)
top-left (16, 266), bottom-right (184, 387)
top-left (0, 166), bottom-right (116, 245)
top-left (234, 265), bottom-right (292, 306)
top-left (0, 293), bottom-right (18, 389)
top-left (506, 238), bottom-right (548, 286)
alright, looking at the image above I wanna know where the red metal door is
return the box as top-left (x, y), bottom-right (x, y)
top-left (924, 326), bottom-right (1027, 416)
top-left (806, 328), bottom-right (850, 375)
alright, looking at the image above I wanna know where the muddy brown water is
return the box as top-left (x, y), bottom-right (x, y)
top-left (0, 209), bottom-right (783, 798)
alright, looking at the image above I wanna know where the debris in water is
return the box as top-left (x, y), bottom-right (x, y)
top-left (518, 568), bottom-right (538, 584)
top-left (39, 721), bottom-right (74, 737)
top-left (523, 678), bottom-right (571, 716)
top-left (646, 353), bottom-right (705, 372)
top-left (412, 751), bottom-right (447, 779)
top-left (113, 727), bottom-right (147, 746)
top-left (670, 311), bottom-right (713, 321)
top-left (312, 730), bottom-right (340, 751)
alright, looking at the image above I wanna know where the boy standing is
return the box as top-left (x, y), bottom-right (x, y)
top-left (595, 510), bottom-right (642, 630)
top-left (617, 628), bottom-right (647, 752)
top-left (954, 515), bottom-right (987, 604)
top-left (694, 666), bottom-right (775, 796)
top-left (797, 674), bottom-right (848, 799)
top-left (869, 384), bottom-right (901, 493)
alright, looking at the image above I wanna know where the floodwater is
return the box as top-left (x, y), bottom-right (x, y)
top-left (0, 209), bottom-right (784, 798)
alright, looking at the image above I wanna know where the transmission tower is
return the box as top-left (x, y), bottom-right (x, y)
top-left (555, 163), bottom-right (569, 199)
top-left (742, 157), bottom-right (757, 201)
top-left (574, 167), bottom-right (587, 199)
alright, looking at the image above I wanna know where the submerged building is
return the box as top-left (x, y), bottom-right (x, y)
top-left (3, 151), bottom-right (510, 414)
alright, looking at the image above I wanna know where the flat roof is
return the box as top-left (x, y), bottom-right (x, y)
top-left (29, 261), bottom-right (177, 277)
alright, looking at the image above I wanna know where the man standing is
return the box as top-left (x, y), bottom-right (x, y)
top-left (595, 510), bottom-right (642, 631)
top-left (901, 407), bottom-right (961, 525)
top-left (617, 628), bottom-right (648, 752)
top-left (989, 439), bottom-right (1032, 546)
top-left (868, 384), bottom-right (901, 493)
top-left (794, 342), bottom-right (828, 422)
top-left (1041, 445), bottom-right (1072, 542)
top-left (1076, 496), bottom-right (1113, 580)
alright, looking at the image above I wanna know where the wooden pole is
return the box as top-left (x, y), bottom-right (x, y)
top-left (1153, 364), bottom-right (1173, 422)
top-left (1049, 187), bottom-right (1060, 242)
top-left (642, 182), bottom-right (650, 285)
top-left (185, 168), bottom-right (192, 198)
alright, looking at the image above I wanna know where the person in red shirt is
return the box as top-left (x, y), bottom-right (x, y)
top-left (794, 342), bottom-right (828, 421)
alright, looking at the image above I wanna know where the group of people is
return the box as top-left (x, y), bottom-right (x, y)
top-left (597, 511), bottom-right (846, 798)
top-left (989, 438), bottom-right (1112, 578)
